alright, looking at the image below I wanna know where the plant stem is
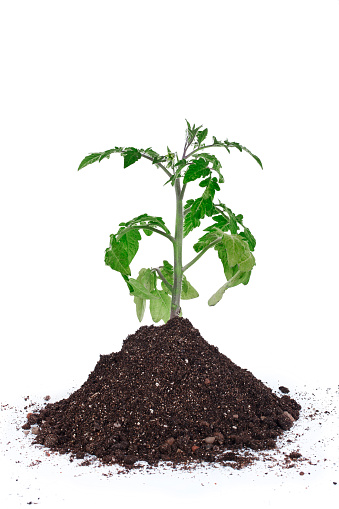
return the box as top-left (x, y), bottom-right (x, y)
top-left (140, 153), bottom-right (172, 178)
top-left (185, 144), bottom-right (217, 159)
top-left (182, 236), bottom-right (223, 272)
top-left (170, 178), bottom-right (184, 319)
top-left (152, 267), bottom-right (173, 292)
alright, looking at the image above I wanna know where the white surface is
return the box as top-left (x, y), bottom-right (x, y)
top-left (1, 0), bottom-right (338, 506)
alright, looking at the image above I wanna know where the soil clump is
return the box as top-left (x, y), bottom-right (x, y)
top-left (24, 317), bottom-right (301, 469)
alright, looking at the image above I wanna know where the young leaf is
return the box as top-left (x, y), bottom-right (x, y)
top-left (105, 236), bottom-right (131, 276)
top-left (150, 289), bottom-right (171, 323)
top-left (196, 128), bottom-right (208, 146)
top-left (122, 147), bottom-right (142, 169)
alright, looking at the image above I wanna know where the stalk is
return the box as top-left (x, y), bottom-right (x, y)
top-left (170, 178), bottom-right (184, 318)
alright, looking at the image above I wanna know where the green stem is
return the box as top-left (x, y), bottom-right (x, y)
top-left (182, 236), bottom-right (223, 272)
top-left (140, 153), bottom-right (172, 178)
top-left (152, 267), bottom-right (173, 292)
top-left (170, 179), bottom-right (184, 319)
top-left (184, 144), bottom-right (217, 159)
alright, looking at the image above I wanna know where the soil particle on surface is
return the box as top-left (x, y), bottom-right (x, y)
top-left (25, 317), bottom-right (301, 469)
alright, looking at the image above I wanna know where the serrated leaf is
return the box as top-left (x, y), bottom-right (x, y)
top-left (239, 227), bottom-right (256, 251)
top-left (193, 152), bottom-right (224, 183)
top-left (193, 231), bottom-right (218, 253)
top-left (143, 147), bottom-right (160, 159)
top-left (227, 209), bottom-right (238, 234)
top-left (105, 236), bottom-right (131, 275)
top-left (150, 289), bottom-right (171, 323)
top-left (128, 278), bottom-right (159, 300)
top-left (122, 147), bottom-right (142, 169)
top-left (196, 128), bottom-right (208, 145)
top-left (121, 214), bottom-right (171, 235)
top-left (183, 158), bottom-right (210, 184)
top-left (78, 153), bottom-right (102, 170)
top-left (119, 229), bottom-right (141, 264)
top-left (184, 210), bottom-right (200, 237)
top-left (78, 148), bottom-right (123, 170)
top-left (201, 177), bottom-right (220, 201)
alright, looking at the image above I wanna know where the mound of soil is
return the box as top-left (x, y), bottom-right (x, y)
top-left (24, 317), bottom-right (301, 468)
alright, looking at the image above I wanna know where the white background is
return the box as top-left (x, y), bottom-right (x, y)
top-left (0, 0), bottom-right (338, 505)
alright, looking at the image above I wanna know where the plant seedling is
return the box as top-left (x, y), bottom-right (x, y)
top-left (78, 121), bottom-right (262, 323)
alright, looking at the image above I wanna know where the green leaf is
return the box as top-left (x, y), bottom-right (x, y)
top-left (122, 147), bottom-right (142, 169)
top-left (208, 281), bottom-right (229, 306)
top-left (196, 128), bottom-right (208, 146)
top-left (150, 289), bottom-right (171, 323)
top-left (143, 147), bottom-right (160, 159)
top-left (78, 147), bottom-right (123, 170)
top-left (118, 229), bottom-right (141, 264)
top-left (222, 234), bottom-right (247, 267)
top-left (181, 277), bottom-right (199, 300)
top-left (140, 268), bottom-right (156, 293)
top-left (237, 250), bottom-right (255, 272)
top-left (134, 296), bottom-right (146, 322)
top-left (121, 273), bottom-right (134, 292)
top-left (226, 209), bottom-right (238, 234)
top-left (192, 153), bottom-right (224, 183)
top-left (78, 153), bottom-right (102, 170)
top-left (239, 227), bottom-right (256, 251)
top-left (128, 278), bottom-right (159, 300)
top-left (121, 214), bottom-right (171, 236)
top-left (183, 158), bottom-right (210, 184)
top-left (200, 177), bottom-right (220, 201)
top-left (220, 233), bottom-right (255, 272)
top-left (215, 243), bottom-right (235, 280)
top-left (242, 147), bottom-right (263, 169)
top-left (193, 231), bottom-right (218, 253)
top-left (208, 271), bottom-right (245, 306)
top-left (104, 236), bottom-right (131, 275)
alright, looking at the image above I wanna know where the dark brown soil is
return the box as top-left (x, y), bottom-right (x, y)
top-left (24, 317), bottom-right (301, 469)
